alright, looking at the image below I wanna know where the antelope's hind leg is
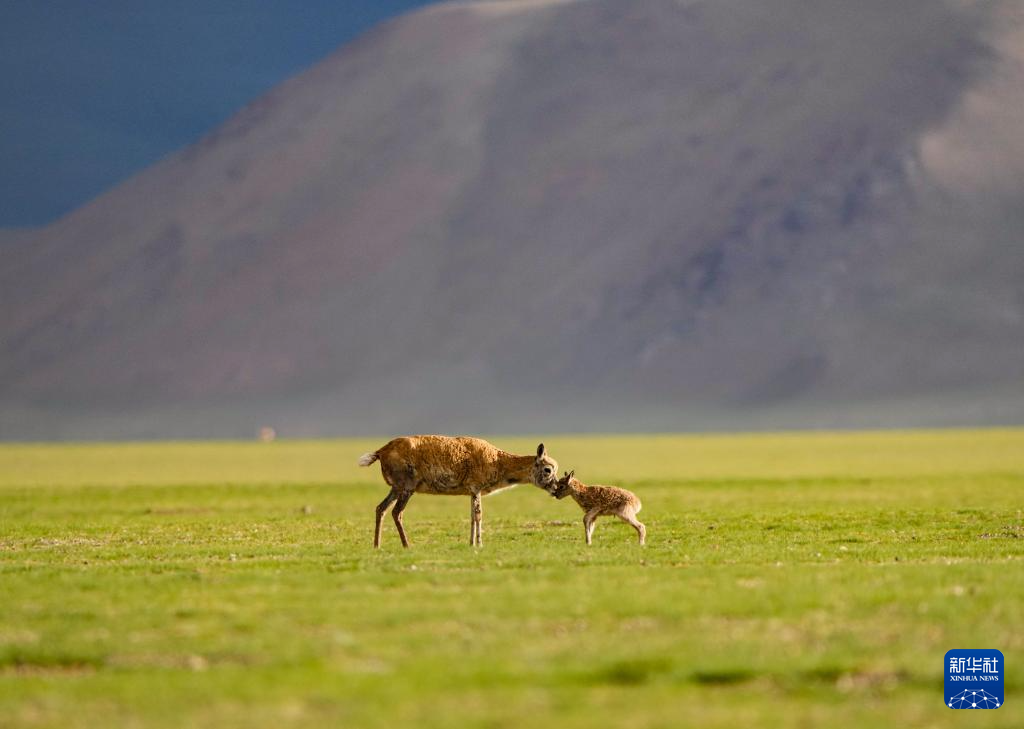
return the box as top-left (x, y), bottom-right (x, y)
top-left (619, 509), bottom-right (646, 545)
top-left (392, 491), bottom-right (414, 548)
top-left (374, 488), bottom-right (398, 548)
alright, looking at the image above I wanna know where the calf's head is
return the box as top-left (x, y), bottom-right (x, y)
top-left (548, 470), bottom-right (575, 499)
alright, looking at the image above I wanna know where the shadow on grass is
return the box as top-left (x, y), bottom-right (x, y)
top-left (691, 668), bottom-right (757, 685)
top-left (589, 657), bottom-right (675, 685)
top-left (580, 659), bottom-right (921, 693)
top-left (0, 648), bottom-right (102, 676)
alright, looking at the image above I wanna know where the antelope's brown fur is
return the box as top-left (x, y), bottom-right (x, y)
top-left (546, 470), bottom-right (646, 545)
top-left (359, 436), bottom-right (558, 548)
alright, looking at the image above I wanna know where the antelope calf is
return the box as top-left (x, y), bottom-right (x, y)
top-left (359, 436), bottom-right (559, 548)
top-left (542, 470), bottom-right (646, 545)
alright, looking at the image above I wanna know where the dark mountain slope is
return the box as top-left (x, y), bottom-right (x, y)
top-left (2, 0), bottom-right (1022, 438)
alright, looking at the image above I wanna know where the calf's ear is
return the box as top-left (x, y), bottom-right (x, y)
top-left (536, 443), bottom-right (546, 458)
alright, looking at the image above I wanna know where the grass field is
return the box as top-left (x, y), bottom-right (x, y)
top-left (1, 430), bottom-right (1022, 728)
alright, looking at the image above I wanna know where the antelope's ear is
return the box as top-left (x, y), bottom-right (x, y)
top-left (565, 470), bottom-right (575, 480)
top-left (536, 443), bottom-right (546, 458)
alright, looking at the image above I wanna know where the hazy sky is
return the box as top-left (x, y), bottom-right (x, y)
top-left (0, 1), bottom-right (438, 227)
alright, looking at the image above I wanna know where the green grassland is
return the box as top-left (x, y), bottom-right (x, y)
top-left (1, 430), bottom-right (1022, 728)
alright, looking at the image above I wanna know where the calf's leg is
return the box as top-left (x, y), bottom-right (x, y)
top-left (583, 509), bottom-right (600, 545)
top-left (619, 510), bottom-right (647, 545)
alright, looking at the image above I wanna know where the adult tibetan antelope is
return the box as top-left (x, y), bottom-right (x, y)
top-left (358, 436), bottom-right (558, 548)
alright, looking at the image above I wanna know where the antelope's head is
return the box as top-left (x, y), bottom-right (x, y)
top-left (531, 443), bottom-right (559, 489)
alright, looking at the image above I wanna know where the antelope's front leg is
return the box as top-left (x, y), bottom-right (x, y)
top-left (470, 493), bottom-right (483, 547)
top-left (583, 509), bottom-right (600, 545)
top-left (468, 496), bottom-right (477, 545)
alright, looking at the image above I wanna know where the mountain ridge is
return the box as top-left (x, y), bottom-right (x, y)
top-left (2, 0), bottom-right (1022, 439)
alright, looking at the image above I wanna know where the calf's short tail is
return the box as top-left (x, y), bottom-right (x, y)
top-left (357, 451), bottom-right (380, 467)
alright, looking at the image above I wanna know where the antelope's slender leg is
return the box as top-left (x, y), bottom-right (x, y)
top-left (374, 488), bottom-right (398, 548)
top-left (619, 511), bottom-right (647, 545)
top-left (583, 509), bottom-right (600, 545)
top-left (471, 493), bottom-right (483, 547)
top-left (469, 496), bottom-right (477, 545)
top-left (392, 491), bottom-right (413, 548)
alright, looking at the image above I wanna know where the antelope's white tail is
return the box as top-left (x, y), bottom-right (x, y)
top-left (357, 452), bottom-right (379, 467)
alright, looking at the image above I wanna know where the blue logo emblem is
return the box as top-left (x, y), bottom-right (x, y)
top-left (945, 649), bottom-right (1003, 709)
